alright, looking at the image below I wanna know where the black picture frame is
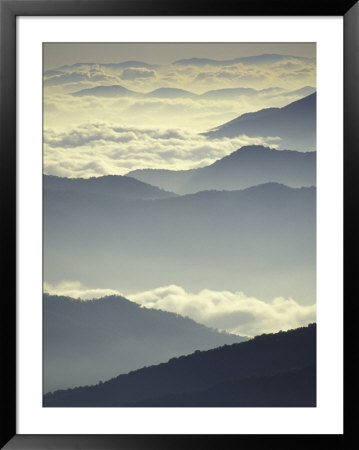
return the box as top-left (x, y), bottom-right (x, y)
top-left (1, 1), bottom-right (357, 448)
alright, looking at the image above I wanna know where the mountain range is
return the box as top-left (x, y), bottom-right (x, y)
top-left (43, 323), bottom-right (316, 407)
top-left (127, 145), bottom-right (316, 195)
top-left (43, 51), bottom-right (317, 408)
top-left (203, 93), bottom-right (316, 151)
top-left (44, 294), bottom-right (245, 393)
top-left (172, 53), bottom-right (314, 66)
top-left (46, 54), bottom-right (313, 75)
top-left (44, 182), bottom-right (316, 303)
top-left (70, 84), bottom-right (315, 101)
top-left (44, 174), bottom-right (176, 200)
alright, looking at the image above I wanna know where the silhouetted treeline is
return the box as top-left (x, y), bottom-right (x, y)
top-left (132, 365), bottom-right (316, 407)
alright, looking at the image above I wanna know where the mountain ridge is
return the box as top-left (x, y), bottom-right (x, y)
top-left (44, 323), bottom-right (316, 407)
top-left (43, 174), bottom-right (177, 200)
top-left (127, 145), bottom-right (316, 194)
top-left (44, 293), bottom-right (245, 393)
top-left (203, 93), bottom-right (316, 151)
top-left (69, 84), bottom-right (315, 100)
top-left (44, 182), bottom-right (316, 302)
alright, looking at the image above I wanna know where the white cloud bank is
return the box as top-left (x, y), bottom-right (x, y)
top-left (44, 122), bottom-right (280, 178)
top-left (44, 56), bottom-right (315, 93)
top-left (43, 281), bottom-right (316, 337)
top-left (43, 280), bottom-right (122, 301)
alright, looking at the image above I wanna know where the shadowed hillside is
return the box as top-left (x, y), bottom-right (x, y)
top-left (43, 174), bottom-right (176, 200)
top-left (127, 145), bottom-right (316, 195)
top-left (133, 365), bottom-right (316, 407)
top-left (203, 93), bottom-right (316, 151)
top-left (44, 294), bottom-right (245, 393)
top-left (44, 324), bottom-right (316, 407)
top-left (44, 183), bottom-right (316, 303)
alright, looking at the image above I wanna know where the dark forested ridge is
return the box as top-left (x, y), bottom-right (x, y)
top-left (44, 323), bottom-right (316, 407)
top-left (43, 294), bottom-right (245, 393)
top-left (127, 145), bottom-right (316, 195)
top-left (133, 365), bottom-right (316, 407)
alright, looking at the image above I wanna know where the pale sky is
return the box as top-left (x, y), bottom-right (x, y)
top-left (44, 42), bottom-right (315, 70)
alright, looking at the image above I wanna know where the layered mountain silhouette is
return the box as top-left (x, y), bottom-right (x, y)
top-left (201, 86), bottom-right (262, 99)
top-left (43, 323), bottom-right (316, 407)
top-left (127, 145), bottom-right (316, 195)
top-left (44, 183), bottom-right (316, 303)
top-left (204, 93), bottom-right (316, 151)
top-left (44, 294), bottom-right (245, 393)
top-left (172, 54), bottom-right (313, 66)
top-left (50, 54), bottom-right (312, 74)
top-left (147, 87), bottom-right (197, 98)
top-left (44, 52), bottom-right (317, 408)
top-left (70, 85), bottom-right (315, 103)
top-left (278, 86), bottom-right (316, 98)
top-left (71, 85), bottom-right (141, 98)
top-left (43, 174), bottom-right (176, 200)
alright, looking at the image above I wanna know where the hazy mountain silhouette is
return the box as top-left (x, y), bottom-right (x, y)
top-left (43, 294), bottom-right (245, 393)
top-left (44, 174), bottom-right (177, 200)
top-left (204, 93), bottom-right (316, 151)
top-left (70, 85), bottom-right (198, 99)
top-left (70, 84), bottom-right (314, 102)
top-left (201, 87), bottom-right (264, 99)
top-left (53, 55), bottom-right (312, 73)
top-left (71, 84), bottom-right (141, 97)
top-left (127, 145), bottom-right (316, 195)
top-left (173, 54), bottom-right (313, 66)
top-left (44, 183), bottom-right (316, 303)
top-left (201, 86), bottom-right (314, 100)
top-left (147, 87), bottom-right (197, 98)
top-left (43, 324), bottom-right (316, 407)
top-left (278, 86), bottom-right (316, 97)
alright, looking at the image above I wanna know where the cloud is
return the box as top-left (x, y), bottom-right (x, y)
top-left (45, 54), bottom-right (316, 95)
top-left (43, 281), bottom-right (316, 337)
top-left (43, 121), bottom-right (279, 177)
top-left (44, 72), bottom-right (92, 86)
top-left (44, 65), bottom-right (121, 88)
top-left (43, 280), bottom-right (123, 301)
top-left (120, 68), bottom-right (156, 80)
top-left (43, 53), bottom-right (316, 177)
top-left (130, 285), bottom-right (316, 337)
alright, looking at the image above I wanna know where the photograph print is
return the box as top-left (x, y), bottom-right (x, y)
top-left (42, 42), bottom-right (316, 407)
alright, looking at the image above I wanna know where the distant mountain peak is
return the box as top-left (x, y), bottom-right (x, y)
top-left (70, 84), bottom-right (139, 97)
top-left (203, 92), bottom-right (316, 151)
top-left (43, 173), bottom-right (177, 200)
top-left (172, 54), bottom-right (313, 67)
top-left (43, 293), bottom-right (245, 393)
top-left (147, 87), bottom-right (197, 98)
